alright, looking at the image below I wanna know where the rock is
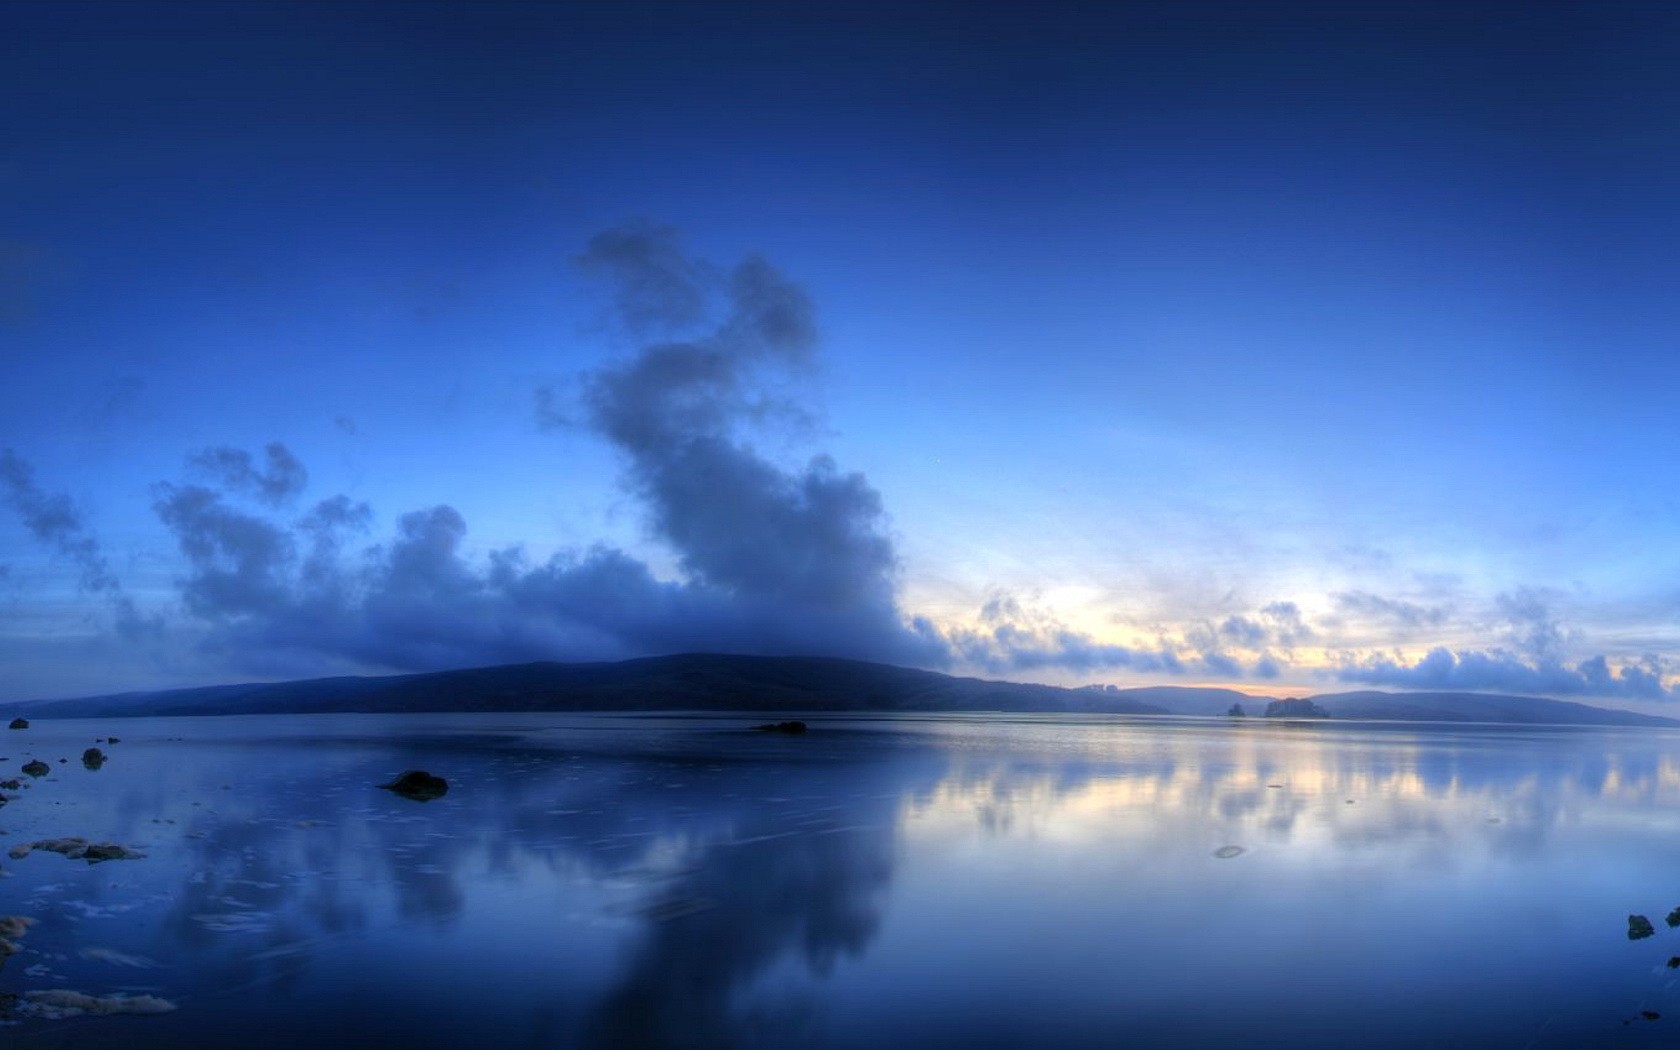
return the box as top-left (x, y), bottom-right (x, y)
top-left (1667, 957), bottom-right (1680, 969)
top-left (21, 759), bottom-right (49, 778)
top-left (8, 718), bottom-right (27, 730)
top-left (9, 838), bottom-right (145, 863)
top-left (1227, 703), bottom-right (1246, 717)
top-left (0, 915), bottom-right (35, 956)
top-left (81, 747), bottom-right (106, 770)
top-left (1263, 698), bottom-right (1331, 719)
top-left (752, 720), bottom-right (808, 734)
top-left (19, 989), bottom-right (176, 1017)
top-left (380, 770), bottom-right (448, 801)
top-left (1629, 914), bottom-right (1656, 940)
top-left (106, 736), bottom-right (119, 744)
top-left (1666, 907), bottom-right (1680, 928)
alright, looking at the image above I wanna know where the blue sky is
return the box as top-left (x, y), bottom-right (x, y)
top-left (4, 1), bottom-right (1680, 707)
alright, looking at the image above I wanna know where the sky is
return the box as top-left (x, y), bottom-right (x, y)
top-left (3, 0), bottom-right (1680, 708)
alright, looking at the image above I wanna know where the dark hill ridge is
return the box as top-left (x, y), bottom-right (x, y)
top-left (10, 654), bottom-right (1679, 727)
top-left (13, 654), bottom-right (1172, 719)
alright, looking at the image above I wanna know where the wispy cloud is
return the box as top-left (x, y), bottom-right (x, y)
top-left (0, 448), bottom-right (154, 638)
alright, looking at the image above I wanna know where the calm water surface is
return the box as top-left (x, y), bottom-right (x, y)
top-left (3, 713), bottom-right (1680, 1048)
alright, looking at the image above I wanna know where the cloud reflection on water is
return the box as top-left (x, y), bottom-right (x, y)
top-left (6, 715), bottom-right (1680, 1048)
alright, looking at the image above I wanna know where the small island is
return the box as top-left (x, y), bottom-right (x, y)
top-left (1263, 698), bottom-right (1331, 719)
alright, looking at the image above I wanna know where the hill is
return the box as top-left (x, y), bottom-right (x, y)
top-left (10, 655), bottom-right (1678, 728)
top-left (12, 654), bottom-right (1171, 719)
top-left (1308, 690), bottom-right (1676, 727)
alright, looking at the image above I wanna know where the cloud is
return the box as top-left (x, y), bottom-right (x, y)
top-left (1494, 586), bottom-right (1578, 662)
top-left (936, 590), bottom-right (1248, 677)
top-left (189, 442), bottom-right (308, 507)
top-left (140, 228), bottom-right (943, 677)
top-left (1331, 590), bottom-right (1448, 630)
top-left (0, 449), bottom-right (153, 638)
top-left (152, 483), bottom-right (298, 621)
top-left (1259, 601), bottom-right (1314, 647)
top-left (1334, 646), bottom-right (1679, 701)
top-left (574, 221), bottom-right (710, 333)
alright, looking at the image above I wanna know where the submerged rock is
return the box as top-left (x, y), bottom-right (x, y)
top-left (8, 838), bottom-right (145, 864)
top-left (20, 989), bottom-right (176, 1018)
top-left (1213, 845), bottom-right (1246, 859)
top-left (1666, 907), bottom-right (1680, 928)
top-left (0, 915), bottom-right (35, 956)
top-left (380, 770), bottom-right (448, 801)
top-left (1629, 914), bottom-right (1656, 940)
top-left (21, 759), bottom-right (49, 778)
top-left (752, 720), bottom-right (808, 734)
top-left (8, 718), bottom-right (27, 730)
top-left (81, 747), bottom-right (106, 770)
top-left (0, 779), bottom-right (18, 790)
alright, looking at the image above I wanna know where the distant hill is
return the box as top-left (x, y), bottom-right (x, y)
top-left (9, 655), bottom-right (1678, 728)
top-left (1307, 690), bottom-right (1677, 727)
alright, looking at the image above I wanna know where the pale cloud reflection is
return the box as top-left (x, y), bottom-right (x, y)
top-left (897, 722), bottom-right (1680, 866)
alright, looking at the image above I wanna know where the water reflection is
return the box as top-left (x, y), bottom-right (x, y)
top-left (3, 715), bottom-right (1680, 1048)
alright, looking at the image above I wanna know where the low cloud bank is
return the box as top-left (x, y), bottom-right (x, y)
top-left (1333, 647), bottom-right (1678, 701)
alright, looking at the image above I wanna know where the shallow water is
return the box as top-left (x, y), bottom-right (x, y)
top-left (3, 712), bottom-right (1680, 1048)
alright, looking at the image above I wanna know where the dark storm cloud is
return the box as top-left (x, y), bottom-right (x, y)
top-left (189, 442), bottom-right (308, 507)
top-left (143, 229), bottom-right (943, 676)
top-left (567, 225), bottom-right (929, 664)
top-left (0, 448), bottom-right (152, 637)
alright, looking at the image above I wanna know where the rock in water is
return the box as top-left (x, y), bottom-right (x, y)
top-left (8, 718), bottom-right (27, 730)
top-left (1629, 914), bottom-right (1656, 940)
top-left (21, 759), bottom-right (49, 778)
top-left (0, 915), bottom-right (36, 956)
top-left (380, 770), bottom-right (448, 801)
top-left (752, 720), bottom-right (808, 734)
top-left (9, 838), bottom-right (145, 863)
top-left (81, 747), bottom-right (106, 770)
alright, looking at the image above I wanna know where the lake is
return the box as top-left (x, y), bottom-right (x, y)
top-left (2, 712), bottom-right (1679, 1048)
